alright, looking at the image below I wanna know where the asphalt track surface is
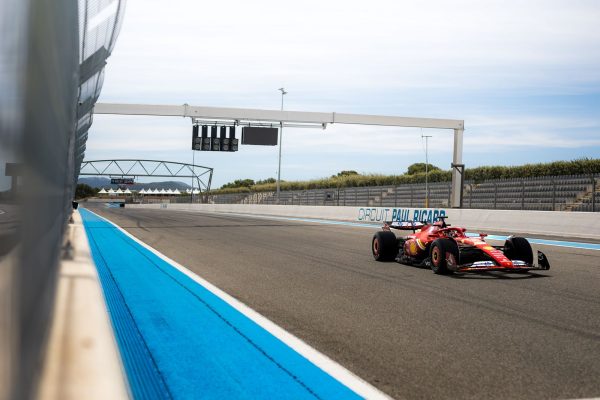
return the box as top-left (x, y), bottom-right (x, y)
top-left (87, 204), bottom-right (600, 400)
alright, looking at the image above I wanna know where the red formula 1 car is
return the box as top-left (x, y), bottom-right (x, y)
top-left (371, 216), bottom-right (550, 274)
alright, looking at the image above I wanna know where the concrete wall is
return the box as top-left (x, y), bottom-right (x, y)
top-left (128, 203), bottom-right (600, 240)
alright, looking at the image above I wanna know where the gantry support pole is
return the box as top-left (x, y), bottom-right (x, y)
top-left (451, 128), bottom-right (464, 208)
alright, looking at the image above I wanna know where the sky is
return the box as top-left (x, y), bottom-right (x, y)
top-left (88, 0), bottom-right (600, 188)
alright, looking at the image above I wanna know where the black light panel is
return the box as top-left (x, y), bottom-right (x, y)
top-left (230, 138), bottom-right (239, 152)
top-left (241, 127), bottom-right (278, 146)
top-left (191, 125), bottom-right (199, 150)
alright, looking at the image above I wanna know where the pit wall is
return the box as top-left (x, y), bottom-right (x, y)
top-left (127, 204), bottom-right (600, 240)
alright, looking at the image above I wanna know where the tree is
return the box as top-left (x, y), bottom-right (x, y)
top-left (256, 178), bottom-right (276, 185)
top-left (334, 170), bottom-right (359, 177)
top-left (75, 183), bottom-right (97, 199)
top-left (220, 179), bottom-right (255, 189)
top-left (407, 163), bottom-right (441, 175)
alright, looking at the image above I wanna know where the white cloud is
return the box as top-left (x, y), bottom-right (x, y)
top-left (101, 0), bottom-right (600, 102)
top-left (87, 0), bottom-right (600, 186)
top-left (465, 115), bottom-right (600, 148)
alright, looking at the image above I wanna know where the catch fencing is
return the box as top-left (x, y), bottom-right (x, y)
top-left (203, 174), bottom-right (599, 212)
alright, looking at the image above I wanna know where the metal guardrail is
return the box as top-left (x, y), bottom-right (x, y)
top-left (202, 174), bottom-right (599, 212)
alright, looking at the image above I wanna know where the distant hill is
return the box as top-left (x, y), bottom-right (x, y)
top-left (78, 177), bottom-right (192, 190)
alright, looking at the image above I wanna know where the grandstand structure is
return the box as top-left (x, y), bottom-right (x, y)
top-left (205, 174), bottom-right (599, 212)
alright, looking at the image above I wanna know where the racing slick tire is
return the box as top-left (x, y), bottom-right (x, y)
top-left (372, 231), bottom-right (397, 261)
top-left (430, 238), bottom-right (459, 274)
top-left (504, 236), bottom-right (533, 264)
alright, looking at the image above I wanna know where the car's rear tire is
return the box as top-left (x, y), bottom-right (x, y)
top-left (372, 231), bottom-right (397, 261)
top-left (504, 236), bottom-right (533, 264)
top-left (430, 238), bottom-right (459, 274)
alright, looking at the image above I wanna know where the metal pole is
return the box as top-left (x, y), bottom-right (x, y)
top-left (521, 179), bottom-right (525, 210)
top-left (450, 128), bottom-right (464, 208)
top-left (469, 184), bottom-right (472, 208)
top-left (205, 170), bottom-right (212, 204)
top-left (552, 179), bottom-right (556, 211)
top-left (494, 183), bottom-right (497, 209)
top-left (422, 133), bottom-right (432, 208)
top-left (191, 149), bottom-right (195, 204)
top-left (276, 88), bottom-right (287, 204)
top-left (592, 174), bottom-right (596, 212)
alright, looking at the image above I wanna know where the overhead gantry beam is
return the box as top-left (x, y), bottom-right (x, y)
top-left (93, 102), bottom-right (465, 207)
top-left (94, 103), bottom-right (464, 130)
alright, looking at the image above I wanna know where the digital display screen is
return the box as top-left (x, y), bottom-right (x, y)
top-left (111, 178), bottom-right (134, 185)
top-left (241, 127), bottom-right (278, 146)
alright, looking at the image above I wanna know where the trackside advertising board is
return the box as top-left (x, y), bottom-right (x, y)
top-left (127, 203), bottom-right (600, 240)
top-left (356, 207), bottom-right (447, 223)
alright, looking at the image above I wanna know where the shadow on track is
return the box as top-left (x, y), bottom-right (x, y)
top-left (101, 223), bottom-right (319, 229)
top-left (393, 263), bottom-right (551, 280)
top-left (448, 271), bottom-right (551, 280)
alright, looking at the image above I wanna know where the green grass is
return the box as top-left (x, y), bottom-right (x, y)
top-left (210, 158), bottom-right (600, 194)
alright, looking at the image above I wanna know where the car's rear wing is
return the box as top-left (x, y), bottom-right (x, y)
top-left (383, 221), bottom-right (426, 232)
top-left (383, 216), bottom-right (449, 232)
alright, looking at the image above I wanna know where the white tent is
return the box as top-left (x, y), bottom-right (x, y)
top-left (192, 189), bottom-right (200, 195)
top-left (124, 188), bottom-right (132, 194)
top-left (185, 189), bottom-right (191, 194)
top-left (107, 188), bottom-right (116, 195)
top-left (166, 189), bottom-right (174, 195)
top-left (98, 188), bottom-right (107, 194)
top-left (151, 189), bottom-right (159, 194)
top-left (159, 189), bottom-right (167, 194)
top-left (116, 188), bottom-right (123, 194)
top-left (173, 189), bottom-right (181, 195)
top-left (139, 188), bottom-right (146, 194)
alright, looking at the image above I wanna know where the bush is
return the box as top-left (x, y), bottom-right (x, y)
top-left (256, 178), bottom-right (276, 185)
top-left (209, 158), bottom-right (600, 194)
top-left (464, 158), bottom-right (600, 182)
top-left (75, 183), bottom-right (97, 199)
top-left (333, 170), bottom-right (359, 178)
top-left (220, 179), bottom-right (255, 189)
top-left (406, 163), bottom-right (441, 175)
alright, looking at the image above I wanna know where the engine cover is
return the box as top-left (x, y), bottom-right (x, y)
top-left (404, 238), bottom-right (427, 257)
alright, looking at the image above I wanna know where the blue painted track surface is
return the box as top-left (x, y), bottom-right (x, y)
top-left (80, 209), bottom-right (362, 400)
top-left (220, 212), bottom-right (600, 251)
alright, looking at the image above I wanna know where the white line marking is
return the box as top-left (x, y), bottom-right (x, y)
top-left (83, 208), bottom-right (392, 400)
top-left (0, 209), bottom-right (5, 215)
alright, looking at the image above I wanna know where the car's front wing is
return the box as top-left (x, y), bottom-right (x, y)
top-left (455, 250), bottom-right (551, 273)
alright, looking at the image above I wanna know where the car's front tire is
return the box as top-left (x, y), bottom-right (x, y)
top-left (504, 236), bottom-right (533, 264)
top-left (430, 238), bottom-right (458, 274)
top-left (372, 231), bottom-right (397, 261)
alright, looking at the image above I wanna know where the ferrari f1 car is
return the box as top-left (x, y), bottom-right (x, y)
top-left (371, 216), bottom-right (550, 274)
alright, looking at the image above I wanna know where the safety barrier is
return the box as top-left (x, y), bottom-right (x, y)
top-left (206, 174), bottom-right (600, 212)
top-left (128, 203), bottom-right (600, 240)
